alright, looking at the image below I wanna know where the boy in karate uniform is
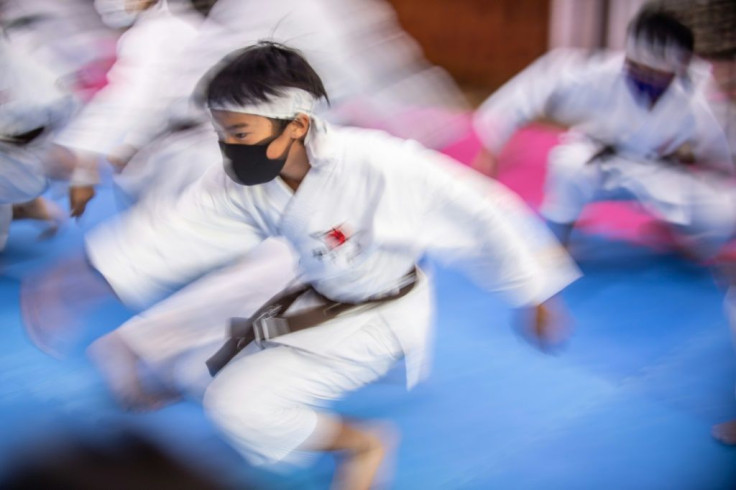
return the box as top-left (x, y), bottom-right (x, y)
top-left (24, 43), bottom-right (580, 488)
top-left (473, 8), bottom-right (735, 257)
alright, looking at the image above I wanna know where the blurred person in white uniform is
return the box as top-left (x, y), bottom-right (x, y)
top-left (50, 0), bottom-right (206, 217)
top-left (473, 8), bottom-right (736, 260)
top-left (23, 43), bottom-right (580, 489)
top-left (0, 37), bottom-right (77, 250)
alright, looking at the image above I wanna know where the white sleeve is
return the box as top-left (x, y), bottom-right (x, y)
top-left (0, 48), bottom-right (78, 137)
top-left (472, 49), bottom-right (588, 155)
top-left (55, 16), bottom-right (199, 156)
top-left (407, 144), bottom-right (580, 306)
top-left (689, 94), bottom-right (735, 176)
top-left (85, 167), bottom-right (267, 309)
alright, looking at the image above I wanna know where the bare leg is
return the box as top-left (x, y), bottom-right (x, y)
top-left (320, 421), bottom-right (396, 490)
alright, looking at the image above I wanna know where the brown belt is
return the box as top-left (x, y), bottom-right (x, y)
top-left (205, 268), bottom-right (418, 376)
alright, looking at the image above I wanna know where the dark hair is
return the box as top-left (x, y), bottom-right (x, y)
top-left (187, 0), bottom-right (217, 17)
top-left (205, 41), bottom-right (329, 112)
top-left (628, 8), bottom-right (694, 55)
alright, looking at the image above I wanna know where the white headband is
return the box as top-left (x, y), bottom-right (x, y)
top-left (208, 87), bottom-right (316, 119)
top-left (625, 35), bottom-right (690, 75)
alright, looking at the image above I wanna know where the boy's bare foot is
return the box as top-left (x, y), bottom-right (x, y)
top-left (12, 197), bottom-right (65, 238)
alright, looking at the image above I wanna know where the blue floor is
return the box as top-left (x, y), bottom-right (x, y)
top-left (1, 184), bottom-right (735, 489)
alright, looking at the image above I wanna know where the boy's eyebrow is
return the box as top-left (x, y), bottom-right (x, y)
top-left (226, 122), bottom-right (250, 130)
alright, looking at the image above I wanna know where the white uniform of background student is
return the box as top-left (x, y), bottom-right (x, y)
top-left (474, 40), bottom-right (736, 257)
top-left (0, 38), bottom-right (76, 249)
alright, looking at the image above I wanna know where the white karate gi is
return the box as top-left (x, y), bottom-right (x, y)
top-left (474, 49), bottom-right (736, 257)
top-left (86, 118), bottom-right (579, 465)
top-left (0, 40), bottom-right (76, 249)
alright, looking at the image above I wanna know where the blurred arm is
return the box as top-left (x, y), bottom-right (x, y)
top-left (85, 167), bottom-right (268, 309)
top-left (390, 140), bottom-right (580, 347)
top-left (471, 49), bottom-right (587, 173)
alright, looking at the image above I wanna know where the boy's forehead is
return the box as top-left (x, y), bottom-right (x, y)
top-left (210, 110), bottom-right (269, 129)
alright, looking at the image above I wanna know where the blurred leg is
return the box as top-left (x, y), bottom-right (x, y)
top-left (203, 321), bottom-right (403, 489)
top-left (540, 141), bottom-right (602, 247)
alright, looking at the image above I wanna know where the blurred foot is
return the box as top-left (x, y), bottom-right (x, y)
top-left (712, 420), bottom-right (736, 445)
top-left (12, 197), bottom-right (66, 239)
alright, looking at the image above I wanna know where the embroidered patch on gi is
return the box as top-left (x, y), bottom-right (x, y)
top-left (311, 224), bottom-right (361, 263)
top-left (312, 224), bottom-right (351, 250)
top-left (324, 226), bottom-right (349, 249)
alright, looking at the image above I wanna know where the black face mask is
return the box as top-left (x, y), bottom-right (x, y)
top-left (219, 130), bottom-right (293, 186)
top-left (624, 62), bottom-right (674, 108)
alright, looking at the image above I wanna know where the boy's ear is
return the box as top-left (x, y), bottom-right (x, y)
top-left (289, 113), bottom-right (311, 140)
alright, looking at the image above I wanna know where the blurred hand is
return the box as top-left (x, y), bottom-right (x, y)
top-left (516, 296), bottom-right (571, 352)
top-left (471, 148), bottom-right (499, 178)
top-left (69, 185), bottom-right (96, 218)
top-left (107, 144), bottom-right (139, 171)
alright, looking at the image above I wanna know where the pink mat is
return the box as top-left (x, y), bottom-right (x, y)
top-left (440, 119), bottom-right (720, 255)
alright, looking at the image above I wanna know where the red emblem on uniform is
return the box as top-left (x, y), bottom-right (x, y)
top-left (325, 226), bottom-right (349, 249)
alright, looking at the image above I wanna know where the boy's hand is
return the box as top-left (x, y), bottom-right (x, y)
top-left (516, 297), bottom-right (571, 352)
top-left (69, 185), bottom-right (96, 218)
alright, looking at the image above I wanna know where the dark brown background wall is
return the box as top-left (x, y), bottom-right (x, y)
top-left (386, 0), bottom-right (550, 91)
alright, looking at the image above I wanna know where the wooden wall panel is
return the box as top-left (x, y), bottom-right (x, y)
top-left (387, 0), bottom-right (550, 90)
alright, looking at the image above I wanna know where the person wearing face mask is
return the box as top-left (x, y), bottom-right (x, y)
top-left (472, 7), bottom-right (736, 260)
top-left (22, 42), bottom-right (580, 489)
